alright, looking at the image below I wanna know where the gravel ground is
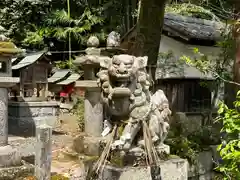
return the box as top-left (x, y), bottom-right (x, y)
top-left (8, 134), bottom-right (73, 158)
top-left (8, 134), bottom-right (86, 179)
top-left (6, 113), bottom-right (85, 179)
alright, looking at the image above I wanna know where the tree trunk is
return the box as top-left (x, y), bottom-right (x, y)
top-left (228, 1), bottom-right (240, 107)
top-left (131, 0), bottom-right (167, 86)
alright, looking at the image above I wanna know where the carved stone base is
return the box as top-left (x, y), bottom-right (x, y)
top-left (137, 140), bottom-right (170, 155)
top-left (116, 144), bottom-right (170, 166)
top-left (155, 144), bottom-right (170, 154)
top-left (73, 134), bottom-right (106, 156)
top-left (97, 158), bottom-right (188, 180)
top-left (0, 145), bottom-right (21, 167)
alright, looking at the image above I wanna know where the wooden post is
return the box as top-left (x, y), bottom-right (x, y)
top-left (35, 124), bottom-right (52, 180)
top-left (44, 69), bottom-right (48, 99)
top-left (19, 72), bottom-right (23, 98)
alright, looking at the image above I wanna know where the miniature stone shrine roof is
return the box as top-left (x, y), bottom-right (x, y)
top-left (121, 12), bottom-right (224, 43)
top-left (164, 13), bottom-right (224, 41)
top-left (12, 51), bottom-right (46, 70)
top-left (0, 34), bottom-right (22, 55)
top-left (48, 69), bottom-right (70, 83)
top-left (57, 73), bottom-right (81, 85)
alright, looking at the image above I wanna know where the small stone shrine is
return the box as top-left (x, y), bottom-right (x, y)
top-left (73, 32), bottom-right (188, 180)
top-left (0, 35), bottom-right (22, 167)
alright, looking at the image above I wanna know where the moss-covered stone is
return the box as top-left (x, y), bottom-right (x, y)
top-left (0, 164), bottom-right (34, 180)
top-left (21, 174), bottom-right (70, 180)
top-left (0, 42), bottom-right (22, 55)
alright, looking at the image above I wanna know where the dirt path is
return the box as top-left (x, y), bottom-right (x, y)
top-left (9, 113), bottom-right (85, 179)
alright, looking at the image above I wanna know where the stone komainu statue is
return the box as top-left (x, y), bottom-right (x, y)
top-left (97, 54), bottom-right (171, 151)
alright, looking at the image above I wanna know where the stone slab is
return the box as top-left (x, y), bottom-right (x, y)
top-left (189, 172), bottom-right (214, 180)
top-left (99, 158), bottom-right (188, 180)
top-left (188, 151), bottom-right (213, 177)
top-left (0, 145), bottom-right (21, 167)
top-left (75, 80), bottom-right (99, 88)
top-left (0, 77), bottom-right (19, 87)
top-left (8, 101), bottom-right (58, 136)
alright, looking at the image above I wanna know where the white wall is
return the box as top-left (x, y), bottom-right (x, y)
top-left (159, 35), bottom-right (221, 58)
top-left (158, 35), bottom-right (223, 108)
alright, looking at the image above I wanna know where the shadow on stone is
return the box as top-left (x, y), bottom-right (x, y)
top-left (8, 101), bottom-right (58, 137)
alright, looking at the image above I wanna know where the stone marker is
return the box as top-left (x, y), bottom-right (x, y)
top-left (35, 124), bottom-right (52, 180)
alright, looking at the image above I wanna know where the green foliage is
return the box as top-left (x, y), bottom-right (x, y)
top-left (166, 117), bottom-right (219, 164)
top-left (0, 0), bottom-right (52, 44)
top-left (157, 51), bottom-right (185, 78)
top-left (215, 92), bottom-right (240, 179)
top-left (166, 3), bottom-right (220, 21)
top-left (51, 174), bottom-right (69, 180)
top-left (0, 0), bottom-right (127, 50)
top-left (166, 135), bottom-right (200, 164)
top-left (180, 27), bottom-right (234, 120)
top-left (23, 8), bottom-right (105, 50)
top-left (72, 97), bottom-right (84, 132)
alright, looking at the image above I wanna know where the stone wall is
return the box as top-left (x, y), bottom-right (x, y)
top-left (188, 151), bottom-right (215, 180)
top-left (8, 101), bottom-right (59, 136)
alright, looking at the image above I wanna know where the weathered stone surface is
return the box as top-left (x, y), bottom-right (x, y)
top-left (97, 54), bottom-right (171, 152)
top-left (35, 125), bottom-right (52, 180)
top-left (99, 158), bottom-right (188, 180)
top-left (0, 35), bottom-right (23, 55)
top-left (73, 134), bottom-right (104, 156)
top-left (87, 36), bottom-right (99, 47)
top-left (188, 151), bottom-right (213, 177)
top-left (0, 88), bottom-right (8, 146)
top-left (8, 101), bottom-right (58, 135)
top-left (107, 31), bottom-right (121, 47)
top-left (72, 135), bottom-right (84, 154)
top-left (189, 172), bottom-right (214, 180)
top-left (210, 145), bottom-right (221, 166)
top-left (155, 144), bottom-right (170, 154)
top-left (84, 90), bottom-right (103, 137)
top-left (0, 145), bottom-right (21, 167)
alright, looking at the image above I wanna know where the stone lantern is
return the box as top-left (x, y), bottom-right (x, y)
top-left (0, 35), bottom-right (22, 167)
top-left (73, 34), bottom-right (127, 156)
top-left (74, 36), bottom-right (103, 137)
top-left (73, 36), bottom-right (104, 155)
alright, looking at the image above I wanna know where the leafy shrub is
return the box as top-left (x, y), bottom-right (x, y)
top-left (216, 91), bottom-right (240, 179)
top-left (72, 96), bottom-right (84, 132)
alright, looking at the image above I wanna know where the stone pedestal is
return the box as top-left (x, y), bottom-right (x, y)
top-left (74, 81), bottom-right (104, 155)
top-left (84, 89), bottom-right (103, 137)
top-left (8, 101), bottom-right (58, 136)
top-left (98, 158), bottom-right (188, 180)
